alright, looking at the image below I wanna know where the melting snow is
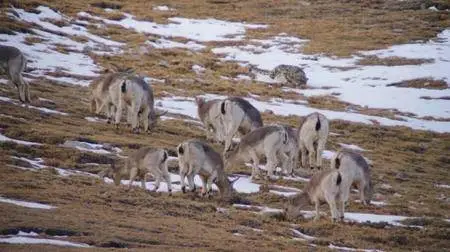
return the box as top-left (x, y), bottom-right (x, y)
top-left (339, 143), bottom-right (366, 152)
top-left (212, 30), bottom-right (450, 131)
top-left (0, 133), bottom-right (42, 146)
top-left (156, 94), bottom-right (450, 133)
top-left (291, 228), bottom-right (315, 241)
top-left (78, 12), bottom-right (266, 42)
top-left (17, 231), bottom-right (39, 237)
top-left (0, 196), bottom-right (56, 209)
top-left (0, 96), bottom-right (68, 115)
top-left (0, 6), bottom-right (123, 85)
top-left (328, 244), bottom-right (383, 252)
top-left (147, 38), bottom-right (205, 51)
top-left (60, 140), bottom-right (121, 155)
top-left (153, 5), bottom-right (174, 11)
top-left (0, 236), bottom-right (91, 248)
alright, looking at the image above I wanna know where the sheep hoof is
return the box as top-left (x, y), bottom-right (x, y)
top-left (181, 186), bottom-right (186, 193)
top-left (168, 190), bottom-right (172, 196)
top-left (132, 128), bottom-right (140, 134)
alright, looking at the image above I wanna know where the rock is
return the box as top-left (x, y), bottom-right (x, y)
top-left (380, 183), bottom-right (393, 190)
top-left (264, 109), bottom-right (274, 115)
top-left (395, 172), bottom-right (409, 181)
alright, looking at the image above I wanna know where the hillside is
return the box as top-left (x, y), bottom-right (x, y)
top-left (0, 1), bottom-right (449, 251)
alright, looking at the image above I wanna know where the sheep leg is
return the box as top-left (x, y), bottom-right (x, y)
top-left (128, 167), bottom-right (138, 190)
top-left (141, 173), bottom-right (148, 190)
top-left (200, 175), bottom-right (207, 197)
top-left (314, 201), bottom-right (320, 221)
top-left (266, 150), bottom-right (277, 179)
top-left (161, 162), bottom-right (172, 195)
top-left (250, 150), bottom-right (260, 180)
top-left (316, 139), bottom-right (326, 170)
top-left (187, 172), bottom-right (196, 192)
top-left (180, 166), bottom-right (187, 193)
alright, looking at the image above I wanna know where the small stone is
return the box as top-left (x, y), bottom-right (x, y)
top-left (264, 109), bottom-right (274, 115)
top-left (395, 172), bottom-right (409, 181)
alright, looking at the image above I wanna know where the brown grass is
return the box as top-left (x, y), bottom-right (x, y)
top-left (0, 1), bottom-right (449, 251)
top-left (357, 55), bottom-right (435, 66)
top-left (387, 78), bottom-right (448, 89)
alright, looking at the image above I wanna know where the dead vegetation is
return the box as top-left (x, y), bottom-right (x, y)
top-left (387, 78), bottom-right (448, 89)
top-left (0, 0), bottom-right (449, 251)
top-left (356, 55), bottom-right (435, 66)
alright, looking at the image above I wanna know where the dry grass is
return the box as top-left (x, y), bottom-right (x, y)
top-left (356, 55), bottom-right (435, 66)
top-left (4, 0), bottom-right (449, 56)
top-left (0, 1), bottom-right (449, 251)
top-left (0, 74), bottom-right (448, 251)
top-left (387, 78), bottom-right (449, 89)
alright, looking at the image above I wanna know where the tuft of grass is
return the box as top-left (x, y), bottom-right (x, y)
top-left (357, 55), bottom-right (435, 66)
top-left (387, 78), bottom-right (448, 89)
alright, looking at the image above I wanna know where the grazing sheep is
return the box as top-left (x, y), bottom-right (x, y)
top-left (99, 147), bottom-right (172, 194)
top-left (278, 124), bottom-right (299, 175)
top-left (220, 97), bottom-right (263, 154)
top-left (297, 112), bottom-right (329, 170)
top-left (177, 139), bottom-right (236, 199)
top-left (0, 45), bottom-right (31, 103)
top-left (99, 75), bottom-right (167, 133)
top-left (89, 71), bottom-right (130, 123)
top-left (224, 125), bottom-right (288, 180)
top-left (331, 149), bottom-right (373, 205)
top-left (285, 169), bottom-right (344, 222)
top-left (195, 96), bottom-right (225, 143)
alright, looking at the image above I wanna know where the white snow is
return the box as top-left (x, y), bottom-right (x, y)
top-left (192, 64), bottom-right (206, 74)
top-left (1, 6), bottom-right (123, 85)
top-left (78, 12), bottom-right (267, 42)
top-left (0, 236), bottom-right (91, 248)
top-left (0, 133), bottom-right (42, 146)
top-left (435, 184), bottom-right (450, 189)
top-left (12, 156), bottom-right (46, 169)
top-left (291, 228), bottom-right (315, 241)
top-left (322, 150), bottom-right (336, 160)
top-left (60, 140), bottom-right (121, 155)
top-left (339, 143), bottom-right (366, 152)
top-left (153, 5), bottom-right (174, 11)
top-left (0, 196), bottom-right (56, 209)
top-left (147, 38), bottom-right (205, 51)
top-left (328, 244), bottom-right (383, 252)
top-left (212, 30), bottom-right (450, 132)
top-left (0, 96), bottom-right (68, 115)
top-left (344, 212), bottom-right (410, 226)
top-left (17, 231), bottom-right (39, 237)
top-left (104, 172), bottom-right (260, 194)
top-left (232, 204), bottom-right (284, 214)
top-left (85, 116), bottom-right (107, 123)
top-left (156, 94), bottom-right (450, 133)
top-left (355, 200), bottom-right (387, 206)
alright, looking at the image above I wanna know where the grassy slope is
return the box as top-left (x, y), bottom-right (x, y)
top-left (0, 0), bottom-right (450, 251)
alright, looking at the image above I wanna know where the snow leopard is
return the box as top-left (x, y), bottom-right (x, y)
top-left (269, 64), bottom-right (308, 87)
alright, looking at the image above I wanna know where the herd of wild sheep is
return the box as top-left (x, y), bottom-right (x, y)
top-left (1, 45), bottom-right (372, 223)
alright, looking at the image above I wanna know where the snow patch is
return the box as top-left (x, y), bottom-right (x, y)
top-left (0, 236), bottom-right (91, 248)
top-left (0, 196), bottom-right (56, 209)
top-left (153, 5), bottom-right (174, 11)
top-left (212, 30), bottom-right (450, 131)
top-left (78, 12), bottom-right (267, 42)
top-left (0, 134), bottom-right (42, 146)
